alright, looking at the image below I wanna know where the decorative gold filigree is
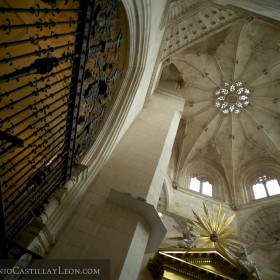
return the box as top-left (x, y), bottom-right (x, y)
top-left (192, 203), bottom-right (242, 254)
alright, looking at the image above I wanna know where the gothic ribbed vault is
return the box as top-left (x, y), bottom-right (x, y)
top-left (159, 12), bottom-right (280, 204)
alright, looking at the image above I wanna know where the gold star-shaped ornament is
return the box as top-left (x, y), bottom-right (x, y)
top-left (192, 203), bottom-right (243, 255)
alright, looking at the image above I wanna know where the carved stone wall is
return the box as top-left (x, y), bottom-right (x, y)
top-left (239, 203), bottom-right (280, 245)
top-left (160, 3), bottom-right (242, 61)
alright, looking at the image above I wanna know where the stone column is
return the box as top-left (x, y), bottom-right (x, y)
top-left (47, 92), bottom-right (184, 280)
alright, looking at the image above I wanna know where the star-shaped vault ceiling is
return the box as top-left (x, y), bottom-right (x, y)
top-left (159, 17), bottom-right (280, 204)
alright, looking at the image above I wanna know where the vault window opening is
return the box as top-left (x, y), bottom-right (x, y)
top-left (189, 175), bottom-right (213, 197)
top-left (252, 175), bottom-right (280, 200)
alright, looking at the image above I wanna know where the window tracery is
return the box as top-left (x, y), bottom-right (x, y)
top-left (214, 81), bottom-right (251, 115)
top-left (252, 174), bottom-right (280, 199)
top-left (189, 174), bottom-right (213, 197)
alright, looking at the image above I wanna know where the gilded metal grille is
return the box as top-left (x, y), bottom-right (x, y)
top-left (0, 0), bottom-right (127, 258)
top-left (0, 0), bottom-right (92, 257)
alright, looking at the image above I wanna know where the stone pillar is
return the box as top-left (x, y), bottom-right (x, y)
top-left (47, 92), bottom-right (184, 280)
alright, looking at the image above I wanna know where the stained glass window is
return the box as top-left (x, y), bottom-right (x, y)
top-left (252, 175), bottom-right (280, 199)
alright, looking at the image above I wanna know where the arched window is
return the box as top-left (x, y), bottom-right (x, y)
top-left (252, 174), bottom-right (280, 200)
top-left (189, 175), bottom-right (213, 197)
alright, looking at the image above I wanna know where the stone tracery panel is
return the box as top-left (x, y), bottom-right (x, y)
top-left (161, 3), bottom-right (242, 61)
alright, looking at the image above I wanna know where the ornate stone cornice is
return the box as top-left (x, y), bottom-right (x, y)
top-left (160, 3), bottom-right (242, 61)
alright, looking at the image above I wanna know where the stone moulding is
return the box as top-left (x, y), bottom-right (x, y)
top-left (16, 0), bottom-right (156, 257)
